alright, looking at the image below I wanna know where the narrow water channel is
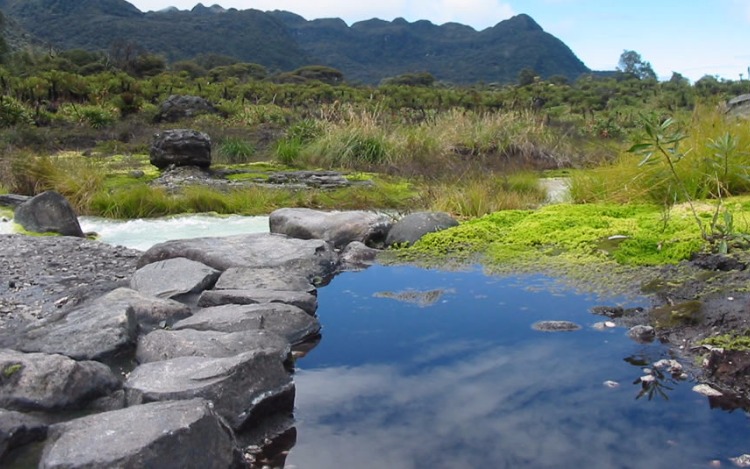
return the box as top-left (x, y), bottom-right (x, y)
top-left (287, 265), bottom-right (750, 469)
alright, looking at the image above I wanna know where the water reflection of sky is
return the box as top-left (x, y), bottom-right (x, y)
top-left (289, 265), bottom-right (750, 469)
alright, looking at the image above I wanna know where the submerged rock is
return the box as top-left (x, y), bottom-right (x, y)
top-left (0, 409), bottom-right (48, 459)
top-left (40, 399), bottom-right (240, 469)
top-left (531, 320), bottom-right (582, 332)
top-left (627, 325), bottom-right (656, 343)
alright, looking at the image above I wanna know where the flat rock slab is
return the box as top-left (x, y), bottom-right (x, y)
top-left (0, 349), bottom-right (119, 412)
top-left (40, 399), bottom-right (239, 469)
top-left (0, 409), bottom-right (48, 459)
top-left (131, 257), bottom-right (220, 299)
top-left (125, 351), bottom-right (294, 430)
top-left (198, 288), bottom-right (318, 315)
top-left (270, 208), bottom-right (392, 249)
top-left (137, 233), bottom-right (339, 281)
top-left (173, 303), bottom-right (320, 345)
top-left (136, 328), bottom-right (290, 364)
top-left (19, 288), bottom-right (142, 360)
top-left (214, 267), bottom-right (316, 294)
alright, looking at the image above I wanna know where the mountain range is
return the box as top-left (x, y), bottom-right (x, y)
top-left (0, 0), bottom-right (591, 84)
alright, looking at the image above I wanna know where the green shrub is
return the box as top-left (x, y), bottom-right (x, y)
top-left (216, 137), bottom-right (255, 164)
top-left (0, 97), bottom-right (33, 127)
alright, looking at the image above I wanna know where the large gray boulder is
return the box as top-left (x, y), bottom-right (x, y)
top-left (173, 303), bottom-right (320, 345)
top-left (0, 349), bottom-right (119, 411)
top-left (0, 409), bottom-right (47, 459)
top-left (13, 191), bottom-right (84, 237)
top-left (131, 257), bottom-right (220, 300)
top-left (270, 208), bottom-right (392, 249)
top-left (96, 287), bottom-right (192, 331)
top-left (125, 351), bottom-right (294, 431)
top-left (198, 288), bottom-right (318, 315)
top-left (214, 267), bottom-right (316, 294)
top-left (386, 211), bottom-right (459, 247)
top-left (136, 328), bottom-right (290, 365)
top-left (154, 94), bottom-right (219, 123)
top-left (150, 129), bottom-right (212, 169)
top-left (40, 399), bottom-right (240, 469)
top-left (18, 288), bottom-right (140, 360)
top-left (137, 233), bottom-right (339, 282)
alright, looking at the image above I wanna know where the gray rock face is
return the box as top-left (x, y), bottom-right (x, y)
top-left (0, 193), bottom-right (31, 208)
top-left (0, 349), bottom-right (119, 411)
top-left (18, 288), bottom-right (139, 360)
top-left (386, 211), bottom-right (458, 247)
top-left (0, 409), bottom-right (47, 459)
top-left (270, 208), bottom-right (392, 249)
top-left (215, 267), bottom-right (316, 294)
top-left (97, 287), bottom-right (192, 332)
top-left (198, 288), bottom-right (318, 315)
top-left (154, 94), bottom-right (219, 123)
top-left (131, 257), bottom-right (220, 299)
top-left (40, 399), bottom-right (240, 469)
top-left (173, 303), bottom-right (320, 345)
top-left (150, 129), bottom-right (212, 169)
top-left (13, 191), bottom-right (84, 237)
top-left (728, 94), bottom-right (750, 118)
top-left (137, 233), bottom-right (339, 281)
top-left (125, 351), bottom-right (294, 430)
top-left (266, 170), bottom-right (353, 189)
top-left (531, 320), bottom-right (582, 332)
top-left (136, 328), bottom-right (290, 364)
top-left (340, 241), bottom-right (380, 270)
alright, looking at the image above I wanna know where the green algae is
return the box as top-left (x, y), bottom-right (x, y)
top-left (701, 333), bottom-right (750, 351)
top-left (650, 300), bottom-right (704, 328)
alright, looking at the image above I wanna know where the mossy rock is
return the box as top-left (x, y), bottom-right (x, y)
top-left (651, 300), bottom-right (704, 328)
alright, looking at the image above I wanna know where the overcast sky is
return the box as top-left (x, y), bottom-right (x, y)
top-left (126, 0), bottom-right (750, 82)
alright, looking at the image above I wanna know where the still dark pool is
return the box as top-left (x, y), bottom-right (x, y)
top-left (285, 265), bottom-right (750, 469)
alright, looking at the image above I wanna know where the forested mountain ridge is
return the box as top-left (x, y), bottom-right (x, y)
top-left (0, 0), bottom-right (591, 83)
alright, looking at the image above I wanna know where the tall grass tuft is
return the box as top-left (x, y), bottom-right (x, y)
top-left (215, 137), bottom-right (256, 164)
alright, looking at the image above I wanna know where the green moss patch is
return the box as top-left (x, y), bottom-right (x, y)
top-left (701, 333), bottom-right (750, 351)
top-left (650, 300), bottom-right (704, 328)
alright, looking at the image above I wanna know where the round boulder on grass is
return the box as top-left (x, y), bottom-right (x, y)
top-left (150, 129), bottom-right (211, 169)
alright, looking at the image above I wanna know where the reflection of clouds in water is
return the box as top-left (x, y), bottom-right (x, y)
top-left (290, 341), bottom-right (716, 469)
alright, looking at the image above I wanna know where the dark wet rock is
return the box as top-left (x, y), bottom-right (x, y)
top-left (385, 211), bottom-right (458, 247)
top-left (198, 288), bottom-right (318, 315)
top-left (591, 305), bottom-right (625, 318)
top-left (690, 253), bottom-right (746, 272)
top-left (137, 233), bottom-right (339, 282)
top-left (40, 399), bottom-right (240, 469)
top-left (131, 257), bottom-right (220, 300)
top-left (88, 389), bottom-right (127, 412)
top-left (125, 351), bottom-right (294, 431)
top-left (214, 267), bottom-right (316, 294)
top-left (173, 303), bottom-right (320, 346)
top-left (136, 328), bottom-right (290, 364)
top-left (531, 320), bottom-right (582, 332)
top-left (627, 325), bottom-right (656, 343)
top-left (13, 191), bottom-right (84, 237)
top-left (0, 193), bottom-right (31, 208)
top-left (0, 349), bottom-right (119, 412)
top-left (0, 409), bottom-right (48, 459)
top-left (17, 288), bottom-right (139, 361)
top-left (154, 94), bottom-right (219, 123)
top-left (270, 208), bottom-right (392, 249)
top-left (651, 300), bottom-right (704, 327)
top-left (267, 170), bottom-right (354, 189)
top-left (340, 241), bottom-right (380, 269)
top-left (150, 129), bottom-right (212, 169)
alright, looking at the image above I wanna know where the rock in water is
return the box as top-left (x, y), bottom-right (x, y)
top-left (39, 399), bottom-right (240, 469)
top-left (269, 208), bottom-right (392, 249)
top-left (13, 191), bottom-right (84, 237)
